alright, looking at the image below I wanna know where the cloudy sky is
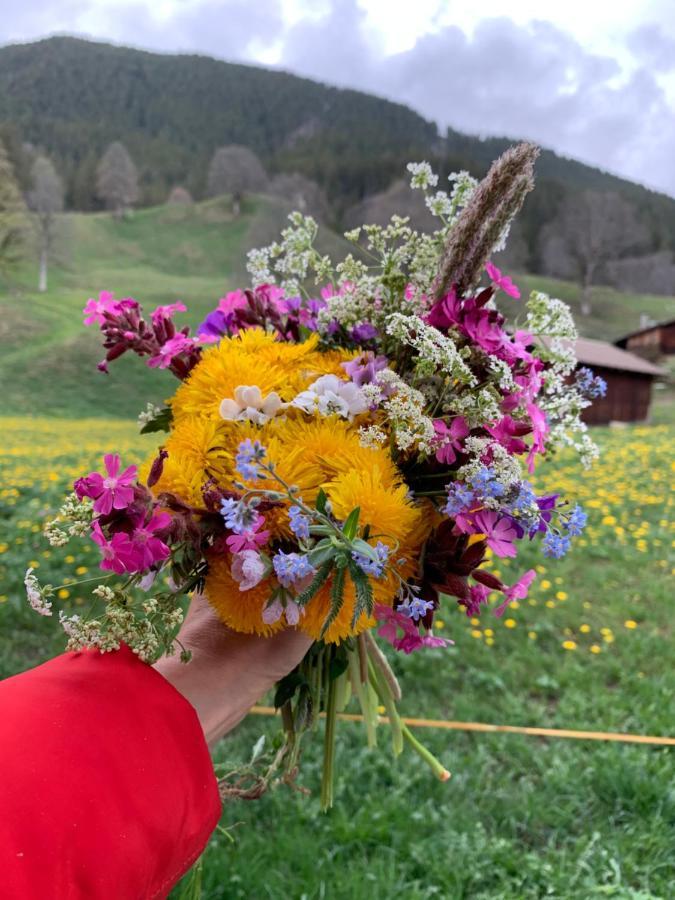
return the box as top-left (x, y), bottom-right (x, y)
top-left (3, 0), bottom-right (675, 195)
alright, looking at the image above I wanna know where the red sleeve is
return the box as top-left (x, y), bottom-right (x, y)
top-left (0, 645), bottom-right (221, 899)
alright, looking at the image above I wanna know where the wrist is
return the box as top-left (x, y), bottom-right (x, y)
top-left (154, 651), bottom-right (260, 747)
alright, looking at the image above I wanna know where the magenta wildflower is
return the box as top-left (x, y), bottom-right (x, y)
top-left (375, 604), bottom-right (452, 654)
top-left (91, 521), bottom-right (136, 574)
top-left (469, 509), bottom-right (518, 558)
top-left (150, 302), bottom-right (187, 325)
top-left (83, 290), bottom-right (122, 326)
top-left (494, 569), bottom-right (536, 617)
top-left (126, 512), bottom-right (172, 571)
top-left (485, 261), bottom-right (521, 299)
top-left (147, 334), bottom-right (197, 369)
top-left (74, 454), bottom-right (137, 516)
top-left (433, 416), bottom-right (469, 464)
top-left (526, 402), bottom-right (549, 472)
top-left (226, 514), bottom-right (270, 553)
top-left (486, 415), bottom-right (529, 455)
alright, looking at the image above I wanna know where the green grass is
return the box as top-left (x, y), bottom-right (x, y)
top-left (0, 195), bottom-right (347, 418)
top-left (1, 198), bottom-right (674, 419)
top-left (1, 416), bottom-right (673, 899)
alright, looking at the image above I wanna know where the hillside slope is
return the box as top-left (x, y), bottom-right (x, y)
top-left (1, 198), bottom-right (674, 420)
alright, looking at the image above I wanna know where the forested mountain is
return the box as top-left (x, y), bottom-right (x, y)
top-left (1, 35), bottom-right (675, 273)
top-left (0, 36), bottom-right (437, 210)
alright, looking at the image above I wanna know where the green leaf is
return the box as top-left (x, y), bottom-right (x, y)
top-left (351, 538), bottom-right (379, 560)
top-left (315, 488), bottom-right (328, 514)
top-left (274, 671), bottom-right (304, 709)
top-left (342, 506), bottom-right (361, 541)
top-left (295, 560), bottom-right (334, 607)
top-left (347, 558), bottom-right (374, 628)
top-left (320, 565), bottom-right (346, 639)
top-left (140, 406), bottom-right (173, 434)
top-left (307, 539), bottom-right (335, 568)
top-left (329, 649), bottom-right (349, 681)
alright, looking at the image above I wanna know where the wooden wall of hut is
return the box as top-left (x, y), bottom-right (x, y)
top-left (580, 366), bottom-right (654, 425)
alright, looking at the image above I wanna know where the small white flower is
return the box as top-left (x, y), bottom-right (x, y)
top-left (292, 375), bottom-right (367, 421)
top-left (219, 385), bottom-right (286, 424)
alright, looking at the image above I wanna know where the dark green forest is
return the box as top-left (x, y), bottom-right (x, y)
top-left (2, 36), bottom-right (675, 268)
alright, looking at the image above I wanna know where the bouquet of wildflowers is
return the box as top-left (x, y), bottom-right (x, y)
top-left (33, 143), bottom-right (606, 807)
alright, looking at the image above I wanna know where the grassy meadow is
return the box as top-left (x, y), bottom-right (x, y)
top-left (0, 201), bottom-right (674, 898)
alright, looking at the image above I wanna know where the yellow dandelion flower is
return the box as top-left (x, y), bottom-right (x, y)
top-left (590, 644), bottom-right (602, 654)
top-left (562, 640), bottom-right (577, 650)
top-left (504, 618), bottom-right (516, 628)
top-left (624, 620), bottom-right (638, 629)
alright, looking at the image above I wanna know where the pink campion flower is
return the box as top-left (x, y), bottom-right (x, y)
top-left (494, 569), bottom-right (536, 617)
top-left (426, 288), bottom-right (462, 330)
top-left (147, 334), bottom-right (197, 369)
top-left (375, 604), bottom-right (452, 654)
top-left (486, 415), bottom-right (529, 455)
top-left (462, 307), bottom-right (508, 355)
top-left (463, 583), bottom-right (490, 617)
top-left (126, 512), bottom-right (172, 571)
top-left (231, 550), bottom-right (266, 591)
top-left (226, 515), bottom-right (270, 553)
top-left (470, 509), bottom-right (518, 558)
top-left (150, 301), bottom-right (187, 325)
top-left (526, 402), bottom-right (549, 473)
top-left (74, 454), bottom-right (137, 516)
top-left (485, 261), bottom-right (521, 299)
top-left (433, 416), bottom-right (469, 464)
top-left (91, 521), bottom-right (136, 574)
top-left (83, 290), bottom-right (121, 326)
top-left (395, 632), bottom-right (450, 654)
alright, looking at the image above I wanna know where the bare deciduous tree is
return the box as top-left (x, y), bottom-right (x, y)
top-left (206, 145), bottom-right (267, 215)
top-left (96, 142), bottom-right (139, 218)
top-left (0, 139), bottom-right (27, 276)
top-left (343, 178), bottom-right (437, 233)
top-left (541, 191), bottom-right (648, 315)
top-left (27, 155), bottom-right (64, 293)
top-left (268, 172), bottom-right (329, 222)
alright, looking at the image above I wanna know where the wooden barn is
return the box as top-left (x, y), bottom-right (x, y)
top-left (615, 318), bottom-right (675, 360)
top-left (573, 337), bottom-right (665, 425)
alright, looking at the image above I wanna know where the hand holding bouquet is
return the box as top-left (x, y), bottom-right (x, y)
top-left (32, 143), bottom-right (605, 807)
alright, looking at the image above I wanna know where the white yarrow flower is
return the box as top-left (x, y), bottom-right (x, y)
top-left (24, 568), bottom-right (53, 617)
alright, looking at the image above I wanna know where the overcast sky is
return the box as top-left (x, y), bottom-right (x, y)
top-left (3, 0), bottom-right (675, 196)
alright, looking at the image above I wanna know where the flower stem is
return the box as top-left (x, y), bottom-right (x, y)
top-left (368, 659), bottom-right (403, 756)
top-left (321, 663), bottom-right (338, 811)
top-left (401, 723), bottom-right (451, 781)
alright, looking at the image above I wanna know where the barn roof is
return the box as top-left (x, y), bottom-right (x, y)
top-left (572, 337), bottom-right (666, 376)
top-left (615, 318), bottom-right (675, 345)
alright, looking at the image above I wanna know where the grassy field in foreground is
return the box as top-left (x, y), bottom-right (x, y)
top-left (1, 195), bottom-right (675, 420)
top-left (0, 415), bottom-right (673, 898)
